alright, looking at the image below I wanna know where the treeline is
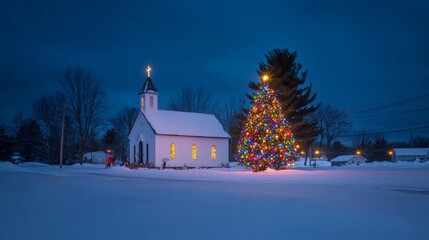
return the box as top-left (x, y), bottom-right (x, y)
top-left (168, 48), bottom-right (429, 163)
top-left (0, 65), bottom-right (247, 164)
top-left (317, 135), bottom-right (429, 162)
top-left (0, 65), bottom-right (138, 164)
top-left (1, 48), bottom-right (427, 164)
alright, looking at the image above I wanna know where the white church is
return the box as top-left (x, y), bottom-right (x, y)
top-left (128, 67), bottom-right (230, 168)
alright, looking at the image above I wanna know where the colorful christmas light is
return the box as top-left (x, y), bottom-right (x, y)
top-left (235, 76), bottom-right (299, 172)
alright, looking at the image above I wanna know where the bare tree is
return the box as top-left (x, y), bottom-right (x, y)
top-left (62, 65), bottom-right (105, 164)
top-left (218, 96), bottom-right (247, 134)
top-left (312, 104), bottom-right (351, 159)
top-left (111, 107), bottom-right (139, 161)
top-left (350, 131), bottom-right (372, 151)
top-left (218, 96), bottom-right (248, 161)
top-left (28, 86), bottom-right (76, 165)
top-left (32, 92), bottom-right (64, 163)
top-left (167, 87), bottom-right (220, 116)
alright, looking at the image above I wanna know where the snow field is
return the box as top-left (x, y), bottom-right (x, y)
top-left (1, 162), bottom-right (429, 240)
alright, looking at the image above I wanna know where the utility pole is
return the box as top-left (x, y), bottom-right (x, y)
top-left (59, 100), bottom-right (66, 168)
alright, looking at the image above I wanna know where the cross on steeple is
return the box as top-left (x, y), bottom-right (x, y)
top-left (146, 66), bottom-right (152, 78)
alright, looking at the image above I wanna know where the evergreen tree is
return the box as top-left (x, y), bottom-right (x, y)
top-left (102, 128), bottom-right (117, 152)
top-left (236, 75), bottom-right (299, 172)
top-left (367, 136), bottom-right (390, 162)
top-left (0, 126), bottom-right (13, 161)
top-left (86, 130), bottom-right (100, 153)
top-left (16, 119), bottom-right (45, 162)
top-left (248, 49), bottom-right (321, 164)
top-left (330, 141), bottom-right (350, 159)
top-left (413, 136), bottom-right (429, 148)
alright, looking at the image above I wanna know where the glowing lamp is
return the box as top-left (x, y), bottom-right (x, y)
top-left (262, 75), bottom-right (269, 82)
top-left (356, 150), bottom-right (361, 155)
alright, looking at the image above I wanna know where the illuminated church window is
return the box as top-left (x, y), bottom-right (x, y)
top-left (192, 144), bottom-right (197, 160)
top-left (170, 143), bottom-right (176, 160)
top-left (211, 145), bottom-right (217, 160)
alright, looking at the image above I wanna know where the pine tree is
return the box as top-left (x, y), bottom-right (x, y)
top-left (16, 119), bottom-right (45, 162)
top-left (0, 126), bottom-right (13, 161)
top-left (102, 128), bottom-right (117, 152)
top-left (249, 49), bottom-right (321, 164)
top-left (367, 136), bottom-right (390, 162)
top-left (235, 75), bottom-right (299, 172)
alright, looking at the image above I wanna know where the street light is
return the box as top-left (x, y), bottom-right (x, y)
top-left (356, 150), bottom-right (361, 155)
top-left (313, 150), bottom-right (320, 168)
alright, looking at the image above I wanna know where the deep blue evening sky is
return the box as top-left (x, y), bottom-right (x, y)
top-left (1, 0), bottom-right (428, 141)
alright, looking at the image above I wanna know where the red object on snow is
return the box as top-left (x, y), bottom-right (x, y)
top-left (106, 157), bottom-right (114, 168)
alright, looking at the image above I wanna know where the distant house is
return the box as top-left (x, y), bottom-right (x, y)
top-left (84, 151), bottom-right (114, 164)
top-left (331, 155), bottom-right (368, 167)
top-left (392, 148), bottom-right (429, 162)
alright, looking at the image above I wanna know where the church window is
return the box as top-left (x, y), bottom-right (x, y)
top-left (192, 144), bottom-right (197, 160)
top-left (150, 96), bottom-right (154, 107)
top-left (211, 145), bottom-right (216, 160)
top-left (170, 143), bottom-right (176, 160)
top-left (140, 97), bottom-right (144, 108)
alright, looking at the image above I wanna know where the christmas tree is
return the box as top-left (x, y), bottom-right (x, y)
top-left (235, 75), bottom-right (299, 172)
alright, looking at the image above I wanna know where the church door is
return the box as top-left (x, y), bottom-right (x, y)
top-left (139, 141), bottom-right (143, 164)
top-left (133, 145), bottom-right (136, 163)
top-left (145, 143), bottom-right (149, 164)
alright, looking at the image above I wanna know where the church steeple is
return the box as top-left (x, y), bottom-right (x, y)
top-left (139, 66), bottom-right (157, 94)
top-left (139, 66), bottom-right (158, 115)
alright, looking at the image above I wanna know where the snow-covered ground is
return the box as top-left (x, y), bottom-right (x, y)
top-left (1, 161), bottom-right (429, 240)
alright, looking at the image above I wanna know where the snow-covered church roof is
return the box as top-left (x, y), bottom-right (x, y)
top-left (142, 110), bottom-right (230, 138)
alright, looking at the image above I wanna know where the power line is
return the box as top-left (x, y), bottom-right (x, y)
top-left (349, 76), bottom-right (429, 110)
top-left (347, 107), bottom-right (429, 125)
top-left (349, 107), bottom-right (429, 120)
top-left (338, 125), bottom-right (429, 138)
top-left (348, 93), bottom-right (429, 116)
top-left (342, 121), bottom-right (429, 133)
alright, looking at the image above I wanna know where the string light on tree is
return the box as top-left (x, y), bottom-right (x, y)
top-left (235, 75), bottom-right (299, 172)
